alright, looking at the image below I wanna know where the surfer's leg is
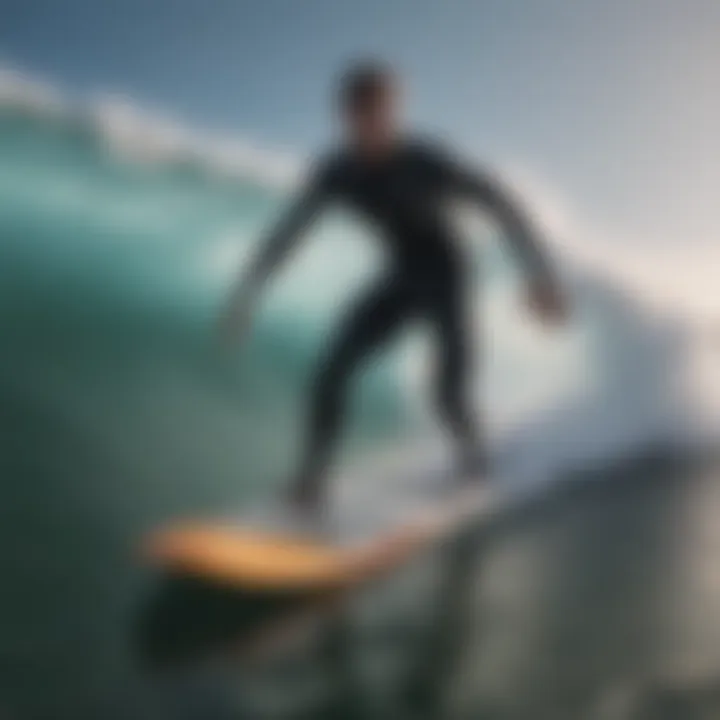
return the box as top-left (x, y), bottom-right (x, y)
top-left (291, 278), bottom-right (410, 508)
top-left (430, 284), bottom-right (484, 476)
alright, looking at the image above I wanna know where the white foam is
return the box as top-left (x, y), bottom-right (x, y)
top-left (88, 92), bottom-right (301, 185)
top-left (0, 63), bottom-right (300, 187)
top-left (0, 65), bottom-right (67, 115)
top-left (2, 61), bottom-right (716, 477)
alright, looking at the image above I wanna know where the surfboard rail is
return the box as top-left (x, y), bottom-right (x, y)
top-left (143, 484), bottom-right (493, 592)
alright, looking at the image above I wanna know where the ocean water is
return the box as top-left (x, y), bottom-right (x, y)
top-left (0, 70), bottom-right (718, 719)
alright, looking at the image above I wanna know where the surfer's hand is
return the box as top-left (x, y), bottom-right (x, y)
top-left (217, 290), bottom-right (254, 346)
top-left (526, 278), bottom-right (567, 325)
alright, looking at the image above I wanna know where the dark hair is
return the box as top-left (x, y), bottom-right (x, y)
top-left (339, 60), bottom-right (395, 112)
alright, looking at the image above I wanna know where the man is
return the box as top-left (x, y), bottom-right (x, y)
top-left (221, 61), bottom-right (567, 512)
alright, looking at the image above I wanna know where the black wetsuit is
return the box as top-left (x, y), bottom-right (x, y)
top-left (250, 138), bottom-right (552, 500)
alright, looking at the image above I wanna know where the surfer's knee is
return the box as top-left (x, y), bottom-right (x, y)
top-left (436, 377), bottom-right (464, 426)
top-left (434, 352), bottom-right (477, 439)
top-left (435, 341), bottom-right (466, 405)
top-left (313, 351), bottom-right (352, 398)
top-left (310, 351), bottom-right (357, 430)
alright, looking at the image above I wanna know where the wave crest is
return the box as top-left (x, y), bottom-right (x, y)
top-left (0, 64), bottom-right (300, 186)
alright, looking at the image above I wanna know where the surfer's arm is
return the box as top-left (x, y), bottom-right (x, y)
top-left (445, 160), bottom-right (556, 287)
top-left (238, 170), bottom-right (330, 299)
top-left (431, 143), bottom-right (567, 321)
top-left (219, 164), bottom-right (332, 342)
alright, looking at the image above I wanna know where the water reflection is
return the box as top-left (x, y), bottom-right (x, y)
top-left (132, 454), bottom-right (720, 720)
top-left (135, 524), bottom-right (485, 719)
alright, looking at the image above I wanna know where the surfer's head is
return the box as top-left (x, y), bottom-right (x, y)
top-left (338, 60), bottom-right (400, 156)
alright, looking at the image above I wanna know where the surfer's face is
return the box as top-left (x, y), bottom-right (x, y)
top-left (343, 80), bottom-right (400, 156)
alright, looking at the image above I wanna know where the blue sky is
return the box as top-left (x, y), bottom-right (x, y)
top-left (2, 0), bottom-right (719, 249)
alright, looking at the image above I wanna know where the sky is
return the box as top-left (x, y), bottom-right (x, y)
top-left (1, 0), bottom-right (719, 255)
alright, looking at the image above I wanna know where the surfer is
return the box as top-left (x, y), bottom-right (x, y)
top-left (220, 61), bottom-right (567, 511)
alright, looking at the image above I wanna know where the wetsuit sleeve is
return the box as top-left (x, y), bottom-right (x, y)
top-left (244, 160), bottom-right (333, 292)
top-left (432, 146), bottom-right (557, 285)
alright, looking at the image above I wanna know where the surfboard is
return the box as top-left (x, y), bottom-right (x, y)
top-left (141, 476), bottom-right (496, 664)
top-left (139, 446), bottom-right (548, 663)
top-left (144, 455), bottom-right (497, 595)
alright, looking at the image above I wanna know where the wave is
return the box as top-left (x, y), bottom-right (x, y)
top-left (0, 62), bottom-right (717, 493)
top-left (0, 65), bottom-right (300, 186)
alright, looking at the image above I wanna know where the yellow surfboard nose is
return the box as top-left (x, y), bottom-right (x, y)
top-left (145, 524), bottom-right (348, 591)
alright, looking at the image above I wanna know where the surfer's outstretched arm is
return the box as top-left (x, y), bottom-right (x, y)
top-left (220, 167), bottom-right (330, 340)
top-left (444, 159), bottom-right (554, 284)
top-left (436, 148), bottom-right (567, 322)
top-left (241, 172), bottom-right (328, 296)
